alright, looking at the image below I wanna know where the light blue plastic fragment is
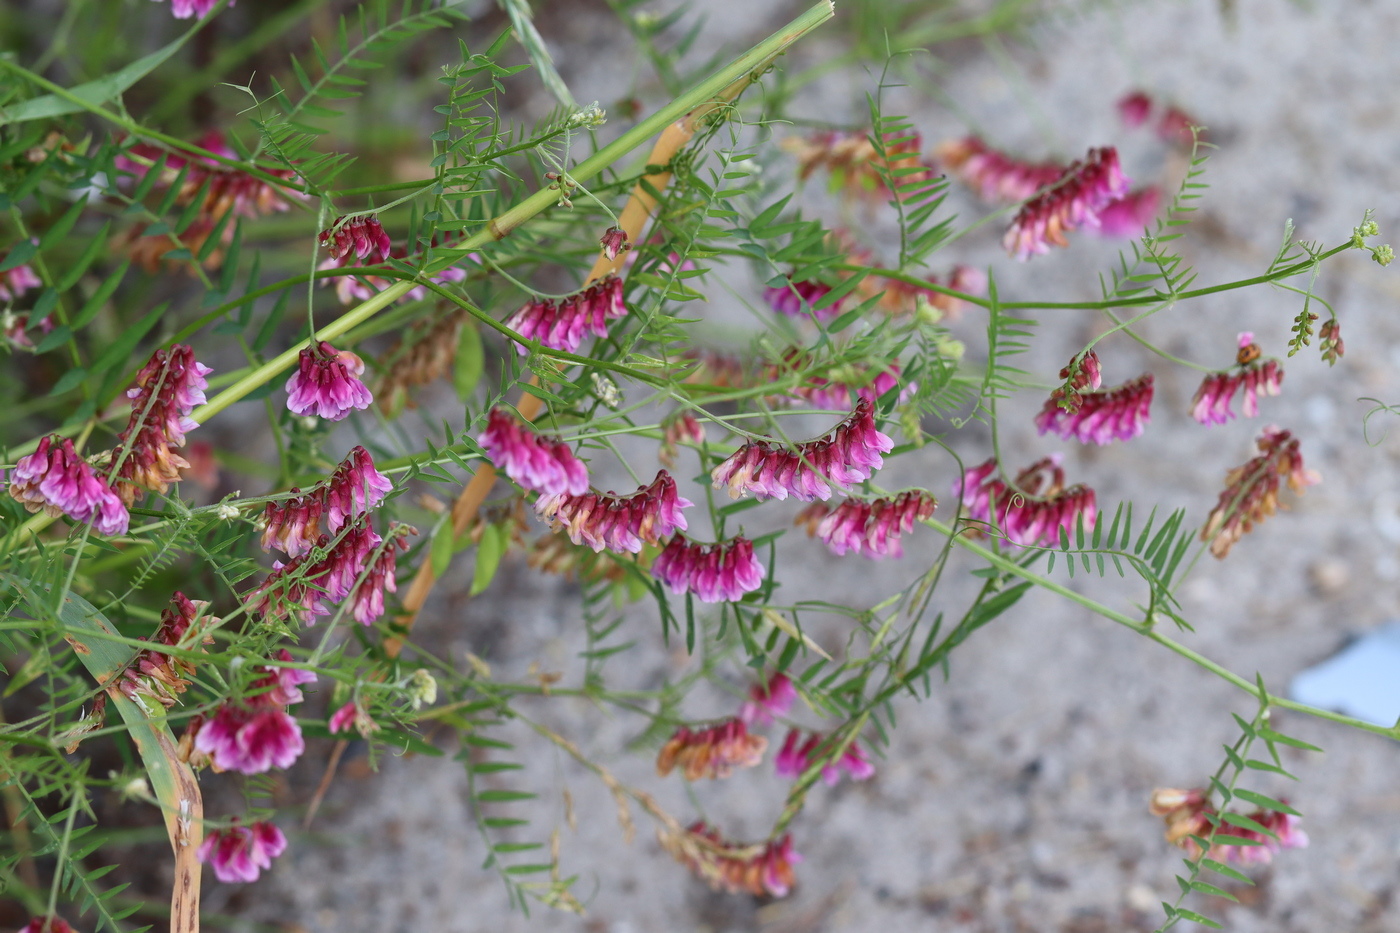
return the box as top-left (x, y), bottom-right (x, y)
top-left (1289, 621), bottom-right (1400, 727)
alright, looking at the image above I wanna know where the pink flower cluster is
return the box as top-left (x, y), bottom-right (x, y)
top-left (1036, 373), bottom-right (1154, 445)
top-left (194, 650), bottom-right (314, 774)
top-left (664, 822), bottom-right (801, 898)
top-left (329, 699), bottom-right (380, 738)
top-left (117, 591), bottom-right (214, 708)
top-left (535, 470), bottom-right (691, 554)
top-left (935, 135), bottom-right (1066, 203)
top-left (651, 534), bottom-right (765, 602)
top-left (159, 0), bottom-right (230, 20)
top-left (955, 456), bottom-right (1097, 548)
top-left (656, 717), bottom-right (768, 780)
top-left (285, 340), bottom-right (373, 421)
top-left (794, 489), bottom-right (936, 559)
top-left (504, 275), bottom-right (626, 355)
top-left (248, 518), bottom-right (407, 625)
top-left (320, 215), bottom-right (392, 264)
top-left (19, 918), bottom-right (76, 933)
top-left (8, 435), bottom-right (129, 535)
top-left (1091, 186), bottom-right (1163, 238)
top-left (260, 446), bottom-right (393, 558)
top-left (1201, 426), bottom-right (1317, 558)
top-left (738, 672), bottom-right (797, 727)
top-left (1191, 333), bottom-right (1284, 425)
top-left (108, 344), bottom-right (212, 506)
top-left (1117, 91), bottom-right (1203, 146)
top-left (1150, 787), bottom-right (1307, 865)
top-left (197, 819), bottom-right (287, 883)
top-left (711, 398), bottom-right (893, 502)
top-left (659, 411), bottom-right (706, 468)
top-left (477, 406), bottom-right (590, 497)
top-left (1003, 147), bottom-right (1131, 260)
top-left (764, 276), bottom-right (841, 321)
top-left (775, 729), bottom-right (875, 785)
top-left (0, 254), bottom-right (41, 302)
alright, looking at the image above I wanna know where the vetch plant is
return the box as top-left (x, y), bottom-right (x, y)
top-left (0, 0), bottom-right (1396, 930)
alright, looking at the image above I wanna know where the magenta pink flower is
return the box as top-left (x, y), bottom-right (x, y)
top-left (711, 398), bottom-right (894, 502)
top-left (108, 344), bottom-right (212, 506)
top-left (795, 489), bottom-right (936, 559)
top-left (349, 536), bottom-right (405, 625)
top-left (159, 0), bottom-right (229, 19)
top-left (651, 534), bottom-right (765, 603)
top-left (195, 705), bottom-right (305, 774)
top-left (659, 411), bottom-right (706, 468)
top-left (1151, 786), bottom-right (1307, 864)
top-left (536, 470), bottom-right (691, 554)
top-left (285, 341), bottom-right (373, 420)
top-left (775, 729), bottom-right (875, 785)
top-left (1190, 333), bottom-right (1284, 425)
top-left (738, 672), bottom-right (797, 726)
top-left (934, 135), bottom-right (1066, 203)
top-left (1117, 90), bottom-right (1154, 127)
top-left (1157, 105), bottom-right (1201, 146)
top-left (955, 456), bottom-right (1097, 548)
top-left (0, 254), bottom-right (41, 302)
top-left (248, 520), bottom-right (382, 623)
top-left (320, 215), bottom-right (392, 264)
top-left (1092, 187), bottom-right (1162, 238)
top-left (197, 819), bottom-right (287, 883)
top-left (764, 276), bottom-right (842, 321)
top-left (1036, 373), bottom-right (1154, 445)
top-left (260, 446), bottom-right (392, 558)
top-left (19, 918), bottom-right (76, 933)
top-left (329, 701), bottom-right (358, 734)
top-left (656, 718), bottom-right (768, 780)
top-left (1003, 147), bottom-right (1130, 260)
top-left (599, 226), bottom-right (630, 261)
top-left (8, 435), bottom-right (129, 535)
top-left (504, 275), bottom-right (626, 355)
top-left (262, 649), bottom-right (317, 706)
top-left (478, 406), bottom-right (589, 497)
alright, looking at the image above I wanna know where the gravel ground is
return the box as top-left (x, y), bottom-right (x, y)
top-left (224, 1), bottom-right (1400, 930)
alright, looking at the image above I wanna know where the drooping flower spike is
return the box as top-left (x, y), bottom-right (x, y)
top-left (8, 435), bottom-right (129, 535)
top-left (535, 470), bottom-right (692, 554)
top-left (259, 446), bottom-right (393, 558)
top-left (711, 398), bottom-right (894, 502)
top-left (1003, 147), bottom-right (1131, 260)
top-left (794, 489), bottom-right (936, 559)
top-left (197, 819), bottom-right (288, 883)
top-left (108, 344), bottom-right (213, 506)
top-left (650, 534), bottom-right (766, 603)
top-left (504, 275), bottom-right (626, 355)
top-left (248, 518), bottom-right (409, 626)
top-left (193, 652), bottom-right (315, 775)
top-left (764, 275), bottom-right (842, 321)
top-left (477, 406), bottom-right (590, 498)
top-left (285, 340), bottom-right (373, 421)
top-left (1091, 186), bottom-right (1162, 239)
top-left (955, 456), bottom-right (1097, 549)
top-left (934, 135), bottom-right (1066, 204)
top-left (774, 728), bottom-right (876, 785)
top-left (1318, 319), bottom-right (1344, 364)
top-left (738, 672), bottom-right (797, 727)
top-left (1150, 787), bottom-right (1307, 865)
top-left (1036, 373), bottom-right (1154, 446)
top-left (662, 822), bottom-right (801, 898)
top-left (320, 215), bottom-right (392, 264)
top-left (118, 591), bottom-right (216, 708)
top-left (656, 717), bottom-right (767, 780)
top-left (1190, 332), bottom-right (1285, 425)
top-left (1201, 426), bottom-right (1317, 558)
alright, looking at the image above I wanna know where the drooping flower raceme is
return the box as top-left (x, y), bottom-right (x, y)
top-left (1150, 787), bottom-right (1308, 865)
top-left (285, 341), bottom-right (373, 420)
top-left (108, 343), bottom-right (212, 506)
top-left (1201, 426), bottom-right (1317, 558)
top-left (118, 591), bottom-right (216, 708)
top-left (1036, 373), bottom-right (1155, 445)
top-left (8, 435), bottom-right (129, 535)
top-left (504, 275), bottom-right (626, 355)
top-left (259, 446), bottom-right (394, 558)
top-left (1191, 333), bottom-right (1285, 425)
top-left (656, 717), bottom-right (768, 780)
top-left (19, 917), bottom-right (77, 933)
top-left (935, 135), bottom-right (1066, 203)
top-left (764, 276), bottom-right (842, 321)
top-left (774, 728), bottom-right (876, 785)
top-left (794, 489), bottom-right (936, 559)
top-left (1091, 186), bottom-right (1163, 239)
top-left (662, 822), bottom-right (801, 899)
top-left (650, 534), bottom-right (765, 602)
top-left (1003, 147), bottom-right (1131, 260)
top-left (535, 470), bottom-right (691, 554)
top-left (477, 406), bottom-right (590, 498)
top-left (738, 672), bottom-right (797, 727)
top-left (197, 819), bottom-right (288, 883)
top-left (248, 519), bottom-right (407, 625)
top-left (955, 456), bottom-right (1097, 548)
top-left (320, 215), bottom-right (392, 264)
top-left (711, 398), bottom-right (894, 502)
top-left (193, 652), bottom-right (314, 775)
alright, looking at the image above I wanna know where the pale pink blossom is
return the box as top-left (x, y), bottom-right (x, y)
top-left (935, 135), bottom-right (1065, 203)
top-left (197, 819), bottom-right (287, 883)
top-left (664, 822), bottom-right (801, 898)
